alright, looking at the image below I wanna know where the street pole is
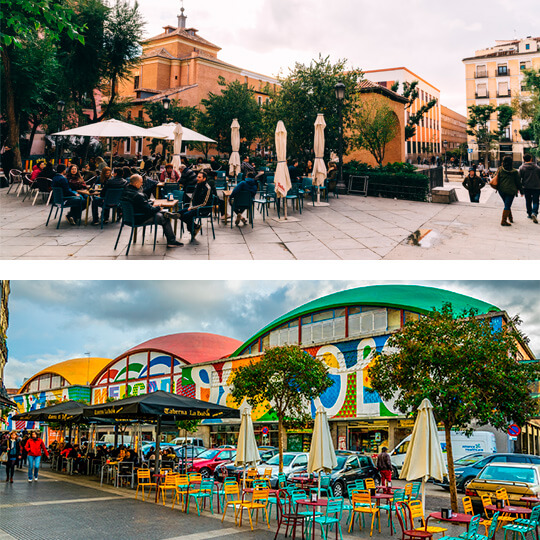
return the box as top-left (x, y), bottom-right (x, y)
top-left (443, 139), bottom-right (448, 183)
top-left (334, 82), bottom-right (346, 194)
top-left (54, 100), bottom-right (65, 165)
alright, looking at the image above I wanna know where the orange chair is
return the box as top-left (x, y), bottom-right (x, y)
top-left (135, 469), bottom-right (157, 501)
top-left (349, 490), bottom-right (380, 536)
top-left (171, 475), bottom-right (189, 511)
top-left (462, 496), bottom-right (474, 515)
top-left (158, 473), bottom-right (179, 505)
top-left (238, 486), bottom-right (270, 531)
top-left (408, 500), bottom-right (447, 536)
top-left (221, 482), bottom-right (243, 523)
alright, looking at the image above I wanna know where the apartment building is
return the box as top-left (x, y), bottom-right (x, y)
top-left (364, 67), bottom-right (441, 162)
top-left (463, 37), bottom-right (540, 165)
top-left (440, 105), bottom-right (468, 151)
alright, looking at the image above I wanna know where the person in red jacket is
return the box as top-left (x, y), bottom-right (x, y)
top-left (25, 431), bottom-right (49, 482)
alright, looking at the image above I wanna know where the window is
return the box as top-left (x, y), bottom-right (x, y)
top-left (497, 64), bottom-right (508, 76)
top-left (526, 43), bottom-right (530, 50)
top-left (476, 65), bottom-right (487, 77)
top-left (498, 82), bottom-right (509, 97)
top-left (476, 83), bottom-right (488, 97)
top-left (349, 308), bottom-right (387, 337)
top-left (269, 320), bottom-right (299, 347)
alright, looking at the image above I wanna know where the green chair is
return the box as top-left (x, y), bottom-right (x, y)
top-left (503, 505), bottom-right (540, 540)
top-left (310, 475), bottom-right (333, 499)
top-left (443, 515), bottom-right (482, 540)
top-left (379, 488), bottom-right (407, 534)
top-left (307, 496), bottom-right (344, 540)
top-left (187, 479), bottom-right (214, 515)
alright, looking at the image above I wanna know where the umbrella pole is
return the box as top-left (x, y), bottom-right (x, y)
top-left (243, 465), bottom-right (246, 492)
top-left (318, 474), bottom-right (321, 500)
top-left (110, 139), bottom-right (114, 168)
top-left (155, 417), bottom-right (161, 474)
top-left (421, 477), bottom-right (426, 511)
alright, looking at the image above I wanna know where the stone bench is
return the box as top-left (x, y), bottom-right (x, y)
top-left (431, 186), bottom-right (457, 204)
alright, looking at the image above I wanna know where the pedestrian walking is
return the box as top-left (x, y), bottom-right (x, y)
top-left (19, 431), bottom-right (29, 468)
top-left (376, 446), bottom-right (393, 487)
top-left (25, 431), bottom-right (49, 482)
top-left (462, 168), bottom-right (486, 203)
top-left (519, 154), bottom-right (540, 223)
top-left (490, 155), bottom-right (522, 226)
top-left (1, 431), bottom-right (21, 483)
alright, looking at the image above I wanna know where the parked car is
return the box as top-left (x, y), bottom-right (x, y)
top-left (256, 452), bottom-right (310, 488)
top-left (141, 442), bottom-right (176, 455)
top-left (170, 437), bottom-right (205, 447)
top-left (289, 453), bottom-right (380, 497)
top-left (466, 463), bottom-right (540, 511)
top-left (214, 447), bottom-right (279, 482)
top-left (435, 453), bottom-right (540, 492)
top-left (189, 448), bottom-right (236, 478)
top-left (172, 445), bottom-right (206, 471)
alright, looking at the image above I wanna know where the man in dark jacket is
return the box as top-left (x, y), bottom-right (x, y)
top-left (52, 164), bottom-right (83, 225)
top-left (241, 156), bottom-right (256, 178)
top-left (121, 174), bottom-right (183, 247)
top-left (288, 159), bottom-right (301, 183)
top-left (519, 154), bottom-right (540, 223)
top-left (179, 164), bottom-right (198, 196)
top-left (91, 173), bottom-right (128, 225)
top-left (230, 177), bottom-right (257, 225)
top-left (462, 168), bottom-right (486, 203)
top-left (376, 447), bottom-right (393, 487)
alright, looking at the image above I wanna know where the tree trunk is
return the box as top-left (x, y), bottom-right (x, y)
top-left (444, 421), bottom-right (458, 512)
top-left (278, 415), bottom-right (284, 473)
top-left (1, 47), bottom-right (23, 170)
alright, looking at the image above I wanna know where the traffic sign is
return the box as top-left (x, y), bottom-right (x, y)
top-left (509, 436), bottom-right (518, 441)
top-left (261, 426), bottom-right (269, 435)
top-left (507, 424), bottom-right (521, 436)
top-left (467, 148), bottom-right (473, 154)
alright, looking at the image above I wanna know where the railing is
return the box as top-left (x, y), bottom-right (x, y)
top-left (418, 166), bottom-right (444, 191)
top-left (475, 92), bottom-right (490, 99)
top-left (496, 69), bottom-right (510, 77)
top-left (497, 90), bottom-right (512, 97)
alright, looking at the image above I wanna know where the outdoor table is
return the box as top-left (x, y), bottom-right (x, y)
top-left (101, 461), bottom-right (118, 486)
top-left (289, 475), bottom-right (315, 490)
top-left (521, 496), bottom-right (540, 508)
top-left (77, 189), bottom-right (92, 225)
top-left (297, 498), bottom-right (328, 540)
top-left (426, 512), bottom-right (473, 526)
top-left (221, 189), bottom-right (232, 224)
top-left (154, 198), bottom-right (180, 234)
top-left (373, 493), bottom-right (394, 535)
top-left (485, 504), bottom-right (532, 519)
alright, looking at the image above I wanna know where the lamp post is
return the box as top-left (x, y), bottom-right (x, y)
top-left (55, 100), bottom-right (65, 165)
top-left (162, 97), bottom-right (171, 159)
top-left (334, 82), bottom-right (346, 194)
top-left (443, 139), bottom-right (448, 182)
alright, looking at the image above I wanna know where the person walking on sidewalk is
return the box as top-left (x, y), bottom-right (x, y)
top-left (1, 431), bottom-right (21, 483)
top-left (491, 156), bottom-right (522, 226)
top-left (462, 168), bottom-right (486, 203)
top-left (25, 431), bottom-right (48, 482)
top-left (376, 446), bottom-right (393, 487)
top-left (519, 154), bottom-right (540, 223)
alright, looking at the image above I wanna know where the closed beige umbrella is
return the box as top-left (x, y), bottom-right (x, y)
top-left (312, 113), bottom-right (328, 206)
top-left (171, 123), bottom-right (183, 176)
top-left (229, 119), bottom-right (241, 177)
top-left (235, 405), bottom-right (260, 490)
top-left (400, 398), bottom-right (447, 509)
top-left (274, 120), bottom-right (292, 219)
top-left (307, 406), bottom-right (337, 498)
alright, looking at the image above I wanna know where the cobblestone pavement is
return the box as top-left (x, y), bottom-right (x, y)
top-left (2, 180), bottom-right (537, 260)
top-left (0, 465), bottom-right (471, 540)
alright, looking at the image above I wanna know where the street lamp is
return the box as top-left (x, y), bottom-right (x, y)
top-left (55, 100), bottom-right (65, 165)
top-left (162, 96), bottom-right (171, 118)
top-left (334, 82), bottom-right (346, 194)
top-left (443, 139), bottom-right (448, 182)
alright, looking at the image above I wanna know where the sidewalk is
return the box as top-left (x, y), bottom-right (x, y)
top-left (1, 184), bottom-right (537, 260)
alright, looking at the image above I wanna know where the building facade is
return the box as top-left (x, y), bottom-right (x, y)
top-left (463, 37), bottom-right (540, 165)
top-left (440, 105), bottom-right (468, 152)
top-left (364, 67), bottom-right (441, 162)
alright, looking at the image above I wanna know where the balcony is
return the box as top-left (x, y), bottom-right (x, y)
top-left (496, 69), bottom-right (510, 77)
top-left (475, 92), bottom-right (490, 99)
top-left (497, 90), bottom-right (512, 98)
top-left (475, 71), bottom-right (488, 78)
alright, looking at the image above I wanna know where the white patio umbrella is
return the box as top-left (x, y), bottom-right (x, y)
top-left (229, 119), bottom-right (241, 177)
top-left (312, 114), bottom-right (328, 206)
top-left (52, 118), bottom-right (151, 167)
top-left (400, 398), bottom-right (447, 509)
top-left (274, 120), bottom-right (292, 219)
top-left (235, 405), bottom-right (260, 490)
top-left (144, 123), bottom-right (216, 143)
top-left (171, 123), bottom-right (183, 175)
top-left (307, 406), bottom-right (337, 498)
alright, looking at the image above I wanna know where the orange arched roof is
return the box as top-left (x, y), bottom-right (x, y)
top-left (19, 357), bottom-right (113, 394)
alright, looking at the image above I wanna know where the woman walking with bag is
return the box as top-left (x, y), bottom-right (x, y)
top-left (25, 431), bottom-right (49, 482)
top-left (491, 155), bottom-right (522, 226)
top-left (1, 431), bottom-right (22, 483)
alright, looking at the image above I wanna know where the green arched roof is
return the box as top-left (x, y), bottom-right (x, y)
top-left (231, 285), bottom-right (500, 357)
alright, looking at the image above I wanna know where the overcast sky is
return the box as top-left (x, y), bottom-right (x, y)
top-left (135, 0), bottom-right (540, 115)
top-left (4, 280), bottom-right (540, 388)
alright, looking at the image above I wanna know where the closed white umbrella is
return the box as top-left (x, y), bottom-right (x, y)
top-left (307, 406), bottom-right (337, 498)
top-left (144, 123), bottom-right (216, 143)
top-left (229, 119), bottom-right (241, 177)
top-left (235, 406), bottom-right (260, 490)
top-left (312, 114), bottom-right (328, 206)
top-left (171, 123), bottom-right (183, 175)
top-left (400, 398), bottom-right (447, 509)
top-left (274, 120), bottom-right (292, 219)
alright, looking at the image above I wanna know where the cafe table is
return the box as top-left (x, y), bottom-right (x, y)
top-left (426, 512), bottom-right (473, 527)
top-left (485, 504), bottom-right (531, 519)
top-left (521, 496), bottom-right (540, 508)
top-left (289, 475), bottom-right (316, 490)
top-left (373, 492), bottom-right (394, 535)
top-left (297, 498), bottom-right (328, 540)
top-left (221, 189), bottom-right (232, 224)
top-left (152, 198), bottom-right (180, 234)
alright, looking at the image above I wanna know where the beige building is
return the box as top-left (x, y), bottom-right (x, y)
top-left (364, 67), bottom-right (441, 162)
top-left (440, 105), bottom-right (468, 152)
top-left (463, 37), bottom-right (540, 165)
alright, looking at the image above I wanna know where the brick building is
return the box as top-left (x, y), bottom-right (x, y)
top-left (440, 105), bottom-right (468, 158)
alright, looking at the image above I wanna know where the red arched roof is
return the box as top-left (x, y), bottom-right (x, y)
top-left (120, 332), bottom-right (242, 364)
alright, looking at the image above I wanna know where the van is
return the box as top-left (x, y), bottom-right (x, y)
top-left (170, 436), bottom-right (205, 447)
top-left (390, 430), bottom-right (496, 477)
top-left (99, 434), bottom-right (132, 446)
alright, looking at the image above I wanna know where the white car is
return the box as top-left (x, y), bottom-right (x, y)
top-left (257, 452), bottom-right (309, 488)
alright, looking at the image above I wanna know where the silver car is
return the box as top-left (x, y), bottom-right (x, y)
top-left (257, 452), bottom-right (309, 488)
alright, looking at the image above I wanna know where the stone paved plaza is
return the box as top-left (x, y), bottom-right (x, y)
top-left (1, 181), bottom-right (538, 260)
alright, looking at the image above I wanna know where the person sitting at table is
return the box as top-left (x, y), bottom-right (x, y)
top-left (66, 164), bottom-right (88, 191)
top-left (210, 155), bottom-right (222, 171)
top-left (121, 174), bottom-right (183, 248)
top-left (91, 166), bottom-right (128, 225)
top-left (241, 155), bottom-right (256, 178)
top-left (304, 159), bottom-right (314, 176)
top-left (288, 159), bottom-right (301, 183)
top-left (52, 164), bottom-right (84, 225)
top-left (230, 176), bottom-right (257, 226)
top-left (42, 160), bottom-right (56, 179)
top-left (160, 163), bottom-right (180, 183)
top-left (179, 163), bottom-right (198, 198)
top-left (30, 160), bottom-right (46, 182)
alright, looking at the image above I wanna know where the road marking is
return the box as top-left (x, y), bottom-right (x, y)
top-left (0, 530), bottom-right (17, 540)
top-left (164, 529), bottom-right (244, 540)
top-left (0, 496), bottom-right (121, 509)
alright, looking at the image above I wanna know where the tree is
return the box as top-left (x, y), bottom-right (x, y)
top-left (391, 81), bottom-right (437, 141)
top-left (467, 104), bottom-right (498, 169)
top-left (369, 303), bottom-right (540, 513)
top-left (1, 0), bottom-right (84, 169)
top-left (514, 69), bottom-right (540, 155)
top-left (351, 99), bottom-right (399, 166)
top-left (175, 419), bottom-right (201, 444)
top-left (263, 55), bottom-right (363, 160)
top-left (198, 77), bottom-right (262, 154)
top-left (230, 345), bottom-right (332, 472)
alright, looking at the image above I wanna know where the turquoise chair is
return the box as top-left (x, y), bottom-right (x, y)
top-left (379, 488), bottom-right (407, 534)
top-left (310, 475), bottom-right (333, 498)
top-left (443, 515), bottom-right (482, 540)
top-left (277, 472), bottom-right (288, 489)
top-left (307, 497), bottom-right (344, 540)
top-left (217, 477), bottom-right (237, 510)
top-left (187, 479), bottom-right (214, 515)
top-left (503, 505), bottom-right (540, 540)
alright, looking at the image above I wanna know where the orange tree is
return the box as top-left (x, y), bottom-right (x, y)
top-left (230, 345), bottom-right (332, 472)
top-left (369, 303), bottom-right (540, 512)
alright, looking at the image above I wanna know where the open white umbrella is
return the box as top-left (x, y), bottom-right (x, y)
top-left (307, 406), bottom-right (337, 498)
top-left (312, 114), bottom-right (328, 206)
top-left (171, 123), bottom-right (183, 175)
top-left (274, 120), bottom-right (292, 219)
top-left (400, 398), bottom-right (447, 509)
top-left (235, 405), bottom-right (260, 490)
top-left (52, 118), bottom-right (151, 167)
top-left (144, 123), bottom-right (216, 143)
top-left (229, 119), bottom-right (241, 177)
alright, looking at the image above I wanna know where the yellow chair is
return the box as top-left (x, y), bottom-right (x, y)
top-left (493, 488), bottom-right (516, 529)
top-left (221, 482), bottom-right (243, 523)
top-left (365, 478), bottom-right (376, 491)
top-left (462, 496), bottom-right (474, 515)
top-left (158, 473), bottom-right (179, 505)
top-left (187, 472), bottom-right (202, 494)
top-left (481, 492), bottom-right (494, 517)
top-left (238, 486), bottom-right (270, 531)
top-left (349, 490), bottom-right (380, 537)
top-left (135, 469), bottom-right (157, 501)
top-left (260, 468), bottom-right (272, 486)
top-left (495, 488), bottom-right (510, 506)
top-left (409, 499), bottom-right (447, 536)
top-left (244, 468), bottom-right (259, 486)
top-left (171, 475), bottom-right (189, 511)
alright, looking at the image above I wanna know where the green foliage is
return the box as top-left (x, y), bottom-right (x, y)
top-left (519, 69), bottom-right (540, 155)
top-left (393, 80), bottom-right (437, 141)
top-left (143, 100), bottom-right (197, 128)
top-left (262, 55), bottom-right (363, 159)
top-left (198, 77), bottom-right (262, 154)
top-left (230, 345), bottom-right (332, 471)
top-left (176, 419), bottom-right (201, 435)
top-left (369, 303), bottom-right (540, 510)
top-left (496, 104), bottom-right (513, 139)
top-left (351, 99), bottom-right (399, 165)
